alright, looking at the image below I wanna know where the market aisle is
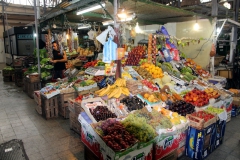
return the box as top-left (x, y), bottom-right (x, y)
top-left (0, 77), bottom-right (85, 160)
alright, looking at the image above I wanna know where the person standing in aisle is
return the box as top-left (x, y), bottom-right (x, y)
top-left (51, 41), bottom-right (67, 79)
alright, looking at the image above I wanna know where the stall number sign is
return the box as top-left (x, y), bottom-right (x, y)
top-left (17, 34), bottom-right (33, 39)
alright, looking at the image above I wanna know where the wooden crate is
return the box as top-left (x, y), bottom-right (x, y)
top-left (186, 114), bottom-right (217, 130)
top-left (41, 95), bottom-right (58, 119)
top-left (226, 111), bottom-right (231, 123)
top-left (58, 92), bottom-right (77, 119)
top-left (3, 76), bottom-right (12, 82)
top-left (161, 149), bottom-right (177, 160)
top-left (28, 74), bottom-right (40, 83)
top-left (217, 69), bottom-right (233, 79)
top-left (35, 105), bottom-right (42, 115)
top-left (27, 81), bottom-right (41, 99)
top-left (69, 112), bottom-right (81, 135)
top-left (13, 59), bottom-right (23, 67)
top-left (2, 70), bottom-right (14, 77)
top-left (22, 77), bottom-right (28, 92)
top-left (33, 91), bottom-right (41, 105)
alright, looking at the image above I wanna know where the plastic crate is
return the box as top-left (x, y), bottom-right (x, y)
top-left (58, 92), bottom-right (77, 118)
top-left (69, 112), bottom-right (81, 135)
top-left (41, 95), bottom-right (58, 119)
top-left (27, 81), bottom-right (41, 99)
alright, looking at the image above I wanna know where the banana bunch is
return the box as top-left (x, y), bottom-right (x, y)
top-left (95, 78), bottom-right (130, 98)
top-left (122, 72), bottom-right (132, 80)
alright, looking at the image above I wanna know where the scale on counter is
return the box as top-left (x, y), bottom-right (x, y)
top-left (85, 67), bottom-right (105, 76)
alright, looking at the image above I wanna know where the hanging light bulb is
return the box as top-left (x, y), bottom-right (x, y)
top-left (117, 9), bottom-right (127, 19)
top-left (135, 22), bottom-right (142, 33)
top-left (66, 34), bottom-right (69, 39)
top-left (194, 22), bottom-right (200, 30)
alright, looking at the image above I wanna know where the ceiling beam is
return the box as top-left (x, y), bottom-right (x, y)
top-left (40, 0), bottom-right (97, 23)
top-left (0, 22), bottom-right (28, 26)
top-left (0, 12), bottom-right (35, 16)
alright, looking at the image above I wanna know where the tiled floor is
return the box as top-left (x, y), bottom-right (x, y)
top-left (0, 77), bottom-right (239, 160)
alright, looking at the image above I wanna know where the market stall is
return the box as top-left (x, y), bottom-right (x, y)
top-left (2, 1), bottom-right (238, 160)
top-left (22, 21), bottom-right (240, 160)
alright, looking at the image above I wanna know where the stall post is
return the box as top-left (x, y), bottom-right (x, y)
top-left (34, 0), bottom-right (41, 87)
top-left (114, 0), bottom-right (121, 79)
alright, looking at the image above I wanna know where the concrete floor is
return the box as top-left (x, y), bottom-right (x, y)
top-left (0, 77), bottom-right (84, 160)
top-left (0, 76), bottom-right (239, 160)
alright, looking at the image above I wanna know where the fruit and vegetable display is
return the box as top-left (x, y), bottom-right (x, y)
top-left (126, 80), bottom-right (147, 95)
top-left (125, 46), bottom-right (146, 66)
top-left (184, 89), bottom-right (209, 107)
top-left (120, 96), bottom-right (146, 111)
top-left (3, 66), bottom-right (14, 71)
top-left (66, 49), bottom-right (78, 57)
top-left (157, 108), bottom-right (187, 125)
top-left (140, 63), bottom-right (164, 78)
top-left (74, 79), bottom-right (96, 87)
top-left (95, 119), bottom-right (137, 151)
top-left (188, 111), bottom-right (215, 123)
top-left (141, 80), bottom-right (158, 91)
top-left (205, 106), bottom-right (224, 114)
top-left (75, 95), bottom-right (83, 103)
top-left (134, 67), bottom-right (153, 79)
top-left (141, 92), bottom-right (161, 103)
top-left (204, 88), bottom-right (220, 99)
top-left (169, 100), bottom-right (195, 116)
top-left (95, 78), bottom-right (130, 98)
top-left (122, 112), bottom-right (157, 142)
top-left (77, 47), bottom-right (94, 56)
top-left (92, 76), bottom-right (105, 83)
top-left (90, 106), bottom-right (117, 122)
top-left (180, 66), bottom-right (197, 82)
top-left (83, 60), bottom-right (99, 69)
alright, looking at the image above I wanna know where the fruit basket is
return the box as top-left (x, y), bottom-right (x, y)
top-left (186, 111), bottom-right (217, 130)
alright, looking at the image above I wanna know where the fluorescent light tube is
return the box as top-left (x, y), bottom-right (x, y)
top-left (102, 20), bottom-right (114, 26)
top-left (78, 26), bottom-right (90, 29)
top-left (76, 3), bottom-right (105, 15)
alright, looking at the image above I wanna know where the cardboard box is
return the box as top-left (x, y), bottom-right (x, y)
top-left (185, 124), bottom-right (216, 160)
top-left (177, 130), bottom-right (187, 158)
top-left (213, 120), bottom-right (226, 149)
top-left (153, 134), bottom-right (179, 160)
top-left (79, 112), bottom-right (101, 158)
top-left (231, 106), bottom-right (239, 117)
top-left (233, 97), bottom-right (240, 107)
top-left (222, 97), bottom-right (233, 112)
top-left (79, 112), bottom-right (154, 160)
top-left (99, 140), bottom-right (154, 160)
